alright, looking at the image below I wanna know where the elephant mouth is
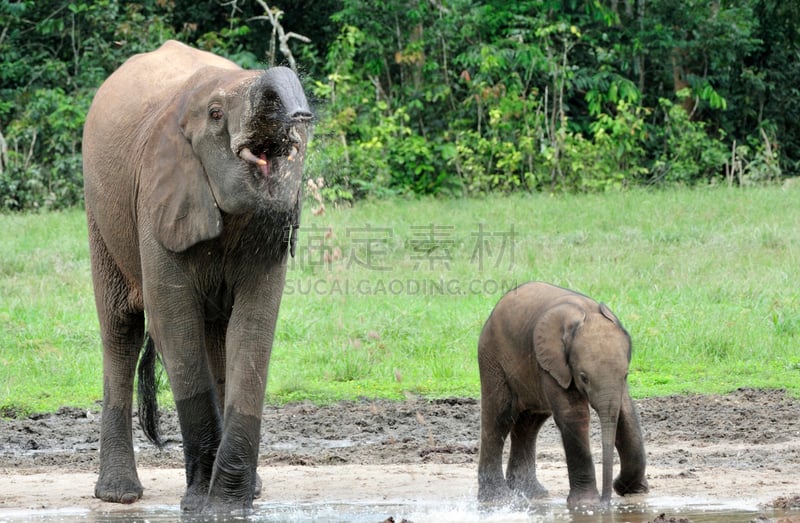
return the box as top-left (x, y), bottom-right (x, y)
top-left (238, 147), bottom-right (274, 178)
top-left (238, 126), bottom-right (304, 180)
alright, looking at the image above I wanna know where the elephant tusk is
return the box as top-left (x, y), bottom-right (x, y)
top-left (287, 145), bottom-right (298, 162)
top-left (239, 147), bottom-right (267, 166)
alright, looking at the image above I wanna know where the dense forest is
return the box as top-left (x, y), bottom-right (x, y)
top-left (1, 0), bottom-right (799, 209)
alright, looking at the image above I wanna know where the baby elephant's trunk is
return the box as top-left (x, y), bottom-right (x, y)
top-left (599, 410), bottom-right (620, 505)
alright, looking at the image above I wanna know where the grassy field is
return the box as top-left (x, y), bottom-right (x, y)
top-left (2, 185), bottom-right (799, 414)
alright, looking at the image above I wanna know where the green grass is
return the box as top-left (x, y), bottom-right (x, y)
top-left (2, 185), bottom-right (800, 414)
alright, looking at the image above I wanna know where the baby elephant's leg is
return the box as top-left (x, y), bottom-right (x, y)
top-left (477, 389), bottom-right (514, 502)
top-left (614, 393), bottom-right (649, 496)
top-left (507, 410), bottom-right (550, 499)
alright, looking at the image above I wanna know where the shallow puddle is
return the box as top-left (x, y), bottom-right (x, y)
top-left (0, 497), bottom-right (796, 523)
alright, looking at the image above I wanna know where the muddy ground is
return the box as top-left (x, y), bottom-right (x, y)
top-left (1, 388), bottom-right (799, 521)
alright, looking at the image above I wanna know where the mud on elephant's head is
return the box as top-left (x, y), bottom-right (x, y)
top-left (148, 66), bottom-right (313, 252)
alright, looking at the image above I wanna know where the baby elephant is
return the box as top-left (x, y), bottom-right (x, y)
top-left (478, 282), bottom-right (649, 509)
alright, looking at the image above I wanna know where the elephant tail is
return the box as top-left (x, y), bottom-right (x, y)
top-left (137, 334), bottom-right (164, 449)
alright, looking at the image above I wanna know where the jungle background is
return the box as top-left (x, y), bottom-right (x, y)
top-left (1, 0), bottom-right (799, 210)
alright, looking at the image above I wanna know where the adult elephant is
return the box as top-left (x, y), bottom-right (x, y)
top-left (82, 40), bottom-right (312, 514)
top-left (477, 282), bottom-right (649, 509)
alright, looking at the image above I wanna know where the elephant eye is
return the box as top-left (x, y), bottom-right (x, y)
top-left (580, 372), bottom-right (589, 385)
top-left (209, 107), bottom-right (224, 121)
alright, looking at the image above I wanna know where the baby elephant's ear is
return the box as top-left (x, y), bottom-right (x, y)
top-left (599, 303), bottom-right (620, 324)
top-left (533, 303), bottom-right (585, 389)
top-left (146, 105), bottom-right (222, 252)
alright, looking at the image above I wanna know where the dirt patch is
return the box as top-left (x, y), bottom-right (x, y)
top-left (650, 514), bottom-right (694, 523)
top-left (1, 388), bottom-right (799, 520)
top-left (769, 496), bottom-right (800, 510)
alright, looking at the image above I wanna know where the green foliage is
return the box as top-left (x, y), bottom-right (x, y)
top-left (1, 87), bottom-right (88, 210)
top-left (649, 97), bottom-right (729, 184)
top-left (2, 0), bottom-right (799, 210)
top-left (307, 0), bottom-right (797, 201)
top-left (0, 0), bottom-right (178, 210)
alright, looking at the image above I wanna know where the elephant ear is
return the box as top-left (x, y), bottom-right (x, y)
top-left (533, 303), bottom-right (586, 389)
top-left (146, 102), bottom-right (222, 253)
top-left (599, 302), bottom-right (633, 361)
top-left (599, 302), bottom-right (620, 324)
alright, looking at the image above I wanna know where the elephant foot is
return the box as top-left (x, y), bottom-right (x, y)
top-left (181, 480), bottom-right (255, 515)
top-left (193, 472), bottom-right (256, 514)
top-left (180, 481), bottom-right (209, 513)
top-left (566, 489), bottom-right (602, 511)
top-left (477, 478), bottom-right (508, 504)
top-left (94, 474), bottom-right (143, 504)
top-left (614, 475), bottom-right (649, 496)
top-left (508, 477), bottom-right (549, 500)
top-left (478, 491), bottom-right (529, 512)
top-left (181, 463), bottom-right (259, 512)
top-left (478, 483), bottom-right (529, 511)
top-left (202, 491), bottom-right (254, 515)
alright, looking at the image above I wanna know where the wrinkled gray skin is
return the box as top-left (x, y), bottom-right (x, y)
top-left (477, 282), bottom-right (649, 509)
top-left (82, 40), bottom-right (312, 514)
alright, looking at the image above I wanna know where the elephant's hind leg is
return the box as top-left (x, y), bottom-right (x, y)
top-left (477, 379), bottom-right (515, 503)
top-left (89, 217), bottom-right (145, 503)
top-left (96, 376), bottom-right (144, 504)
top-left (94, 320), bottom-right (145, 504)
top-left (507, 410), bottom-right (550, 499)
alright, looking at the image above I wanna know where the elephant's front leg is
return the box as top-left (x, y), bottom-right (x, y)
top-left (158, 332), bottom-right (222, 511)
top-left (204, 265), bottom-right (287, 513)
top-left (613, 392), bottom-right (649, 496)
top-left (144, 278), bottom-right (222, 512)
top-left (204, 319), bottom-right (263, 501)
top-left (547, 381), bottom-right (600, 509)
top-left (175, 388), bottom-right (223, 512)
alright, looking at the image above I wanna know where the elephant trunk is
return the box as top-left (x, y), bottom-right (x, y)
top-left (599, 406), bottom-right (620, 505)
top-left (591, 389), bottom-right (622, 505)
top-left (254, 67), bottom-right (312, 123)
top-left (247, 67), bottom-right (312, 159)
